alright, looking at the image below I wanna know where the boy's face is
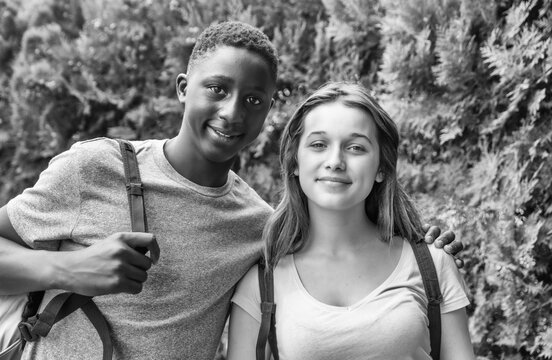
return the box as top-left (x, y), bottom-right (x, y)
top-left (177, 46), bottom-right (276, 164)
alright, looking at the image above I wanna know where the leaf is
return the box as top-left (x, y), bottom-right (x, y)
top-left (107, 126), bottom-right (136, 140)
top-left (528, 88), bottom-right (547, 119)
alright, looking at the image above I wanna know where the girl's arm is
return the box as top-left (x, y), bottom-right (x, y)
top-left (227, 303), bottom-right (264, 360)
top-left (440, 308), bottom-right (476, 360)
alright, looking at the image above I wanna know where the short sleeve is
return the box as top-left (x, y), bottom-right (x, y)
top-left (6, 144), bottom-right (83, 250)
top-left (428, 244), bottom-right (470, 314)
top-left (231, 264), bottom-right (262, 322)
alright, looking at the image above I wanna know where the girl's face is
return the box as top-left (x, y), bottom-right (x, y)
top-left (296, 101), bottom-right (383, 214)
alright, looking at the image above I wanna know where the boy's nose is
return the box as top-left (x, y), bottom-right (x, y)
top-left (219, 96), bottom-right (245, 124)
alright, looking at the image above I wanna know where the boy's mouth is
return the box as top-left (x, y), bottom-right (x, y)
top-left (207, 126), bottom-right (242, 142)
top-left (214, 129), bottom-right (238, 139)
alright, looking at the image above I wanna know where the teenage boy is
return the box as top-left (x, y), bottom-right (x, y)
top-left (0, 21), bottom-right (461, 359)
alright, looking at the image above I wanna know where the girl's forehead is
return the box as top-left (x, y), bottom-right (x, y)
top-left (301, 102), bottom-right (377, 137)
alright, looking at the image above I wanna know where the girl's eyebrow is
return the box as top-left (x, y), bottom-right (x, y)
top-left (306, 131), bottom-right (374, 145)
top-left (350, 132), bottom-right (374, 145)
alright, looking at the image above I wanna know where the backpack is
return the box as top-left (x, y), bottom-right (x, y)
top-left (256, 239), bottom-right (443, 360)
top-left (0, 139), bottom-right (146, 360)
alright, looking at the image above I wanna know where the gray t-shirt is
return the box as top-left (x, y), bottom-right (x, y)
top-left (7, 138), bottom-right (273, 360)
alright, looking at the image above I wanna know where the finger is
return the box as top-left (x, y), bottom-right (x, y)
top-left (122, 263), bottom-right (148, 283)
top-left (454, 257), bottom-right (464, 269)
top-left (436, 230), bottom-right (456, 245)
top-left (444, 241), bottom-right (463, 256)
top-left (122, 278), bottom-right (144, 295)
top-left (119, 233), bottom-right (160, 265)
top-left (422, 223), bottom-right (430, 232)
top-left (126, 251), bottom-right (153, 270)
top-left (423, 226), bottom-right (441, 244)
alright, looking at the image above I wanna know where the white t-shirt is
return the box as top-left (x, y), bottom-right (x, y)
top-left (232, 238), bottom-right (470, 360)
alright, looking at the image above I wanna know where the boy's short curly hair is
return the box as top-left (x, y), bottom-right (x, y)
top-left (188, 21), bottom-right (278, 81)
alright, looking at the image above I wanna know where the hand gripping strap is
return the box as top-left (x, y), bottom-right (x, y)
top-left (412, 240), bottom-right (443, 360)
top-left (256, 259), bottom-right (279, 360)
top-left (17, 140), bottom-right (148, 360)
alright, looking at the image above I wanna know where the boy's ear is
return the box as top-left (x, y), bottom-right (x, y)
top-left (176, 73), bottom-right (188, 103)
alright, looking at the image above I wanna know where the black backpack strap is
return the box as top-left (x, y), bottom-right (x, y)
top-left (411, 239), bottom-right (443, 360)
top-left (256, 258), bottom-right (279, 360)
top-left (19, 293), bottom-right (112, 360)
top-left (118, 139), bottom-right (148, 233)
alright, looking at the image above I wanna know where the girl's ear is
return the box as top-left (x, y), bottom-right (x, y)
top-left (176, 73), bottom-right (188, 103)
top-left (293, 168), bottom-right (299, 176)
top-left (375, 171), bottom-right (384, 183)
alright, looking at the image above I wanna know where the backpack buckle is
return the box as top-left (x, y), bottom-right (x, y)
top-left (126, 183), bottom-right (143, 196)
top-left (18, 320), bottom-right (39, 342)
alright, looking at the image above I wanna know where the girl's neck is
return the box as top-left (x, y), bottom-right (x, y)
top-left (303, 206), bottom-right (382, 256)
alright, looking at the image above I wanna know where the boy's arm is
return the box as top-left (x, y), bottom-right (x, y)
top-left (422, 224), bottom-right (464, 268)
top-left (0, 206), bottom-right (160, 296)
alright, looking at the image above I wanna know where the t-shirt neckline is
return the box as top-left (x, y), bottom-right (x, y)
top-left (290, 238), bottom-right (406, 312)
top-left (152, 139), bottom-right (235, 197)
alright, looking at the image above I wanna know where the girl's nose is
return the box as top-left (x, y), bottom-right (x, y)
top-left (324, 148), bottom-right (345, 171)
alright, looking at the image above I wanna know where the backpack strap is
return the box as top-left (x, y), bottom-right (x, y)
top-left (118, 139), bottom-right (148, 233)
top-left (256, 258), bottom-right (279, 360)
top-left (19, 293), bottom-right (112, 360)
top-left (18, 139), bottom-right (148, 360)
top-left (256, 241), bottom-right (442, 360)
top-left (411, 239), bottom-right (443, 360)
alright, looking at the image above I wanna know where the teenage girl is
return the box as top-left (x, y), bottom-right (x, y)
top-left (227, 82), bottom-right (475, 360)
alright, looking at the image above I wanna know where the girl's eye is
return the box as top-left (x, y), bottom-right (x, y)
top-left (247, 96), bottom-right (262, 105)
top-left (348, 145), bottom-right (366, 152)
top-left (310, 142), bottom-right (326, 149)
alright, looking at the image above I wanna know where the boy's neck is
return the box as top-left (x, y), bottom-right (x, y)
top-left (163, 137), bottom-right (233, 187)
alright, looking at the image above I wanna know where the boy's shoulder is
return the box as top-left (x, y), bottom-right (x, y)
top-left (68, 137), bottom-right (160, 162)
top-left (65, 137), bottom-right (161, 180)
top-left (229, 171), bottom-right (274, 212)
top-left (69, 137), bottom-right (119, 157)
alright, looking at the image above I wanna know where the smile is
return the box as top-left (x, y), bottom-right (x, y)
top-left (214, 129), bottom-right (237, 138)
top-left (317, 176), bottom-right (352, 184)
top-left (208, 126), bottom-right (242, 141)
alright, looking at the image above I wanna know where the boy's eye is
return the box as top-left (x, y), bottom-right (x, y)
top-left (208, 86), bottom-right (225, 95)
top-left (246, 96), bottom-right (262, 105)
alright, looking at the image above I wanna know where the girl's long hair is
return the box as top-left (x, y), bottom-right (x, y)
top-left (263, 82), bottom-right (424, 269)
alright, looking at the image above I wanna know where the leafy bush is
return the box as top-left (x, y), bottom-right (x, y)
top-left (1, 0), bottom-right (551, 358)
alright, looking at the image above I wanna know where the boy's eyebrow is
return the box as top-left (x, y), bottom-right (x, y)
top-left (204, 74), bottom-right (233, 83)
top-left (203, 74), bottom-right (270, 93)
top-left (306, 131), bottom-right (375, 145)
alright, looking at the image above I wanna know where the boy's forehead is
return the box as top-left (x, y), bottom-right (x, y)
top-left (189, 46), bottom-right (276, 92)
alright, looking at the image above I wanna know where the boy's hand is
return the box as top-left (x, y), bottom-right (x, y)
top-left (59, 232), bottom-right (160, 296)
top-left (422, 224), bottom-right (464, 269)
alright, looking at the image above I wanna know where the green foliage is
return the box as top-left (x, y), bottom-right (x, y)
top-left (380, 0), bottom-right (552, 358)
top-left (1, 0), bottom-right (551, 359)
